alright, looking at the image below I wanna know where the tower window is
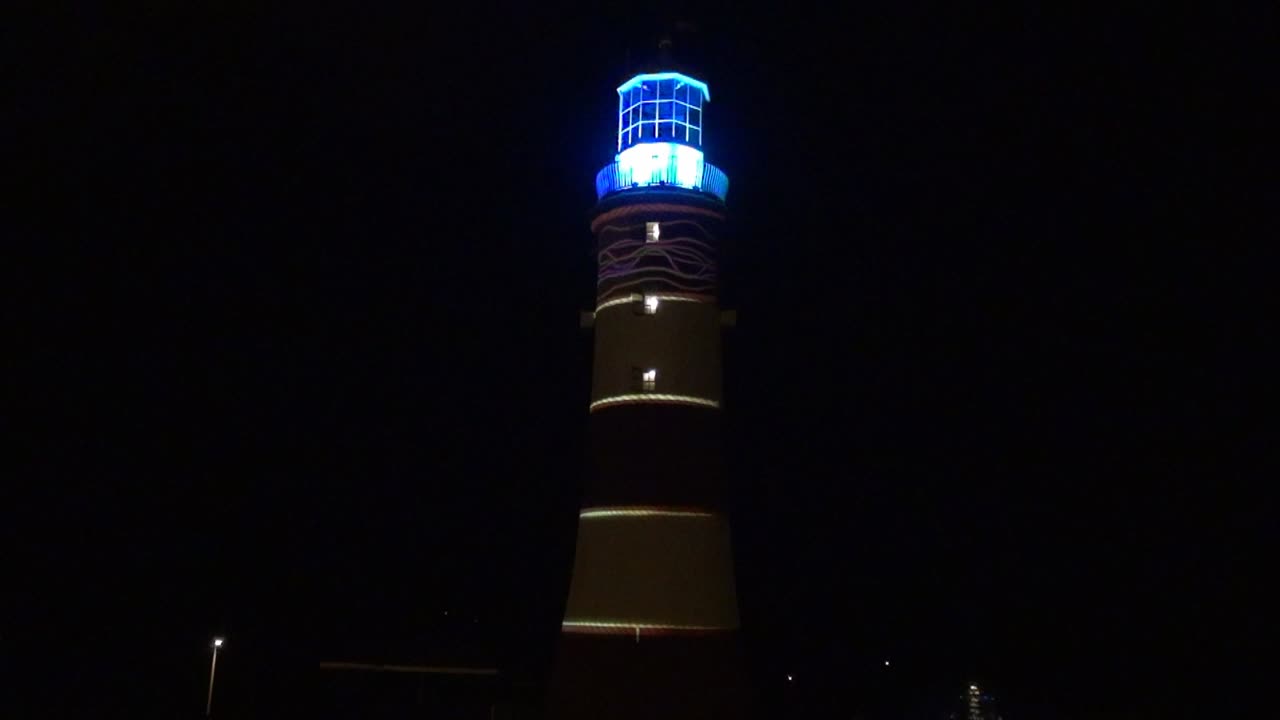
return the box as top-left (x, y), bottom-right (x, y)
top-left (641, 368), bottom-right (657, 392)
top-left (646, 222), bottom-right (660, 243)
top-left (642, 295), bottom-right (659, 315)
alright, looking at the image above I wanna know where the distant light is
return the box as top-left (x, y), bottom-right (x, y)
top-left (213, 638), bottom-right (223, 647)
top-left (786, 674), bottom-right (793, 682)
top-left (643, 295), bottom-right (660, 314)
top-left (970, 685), bottom-right (979, 691)
top-left (884, 660), bottom-right (890, 667)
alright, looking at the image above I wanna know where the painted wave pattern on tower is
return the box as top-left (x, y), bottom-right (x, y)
top-left (596, 221), bottom-right (717, 303)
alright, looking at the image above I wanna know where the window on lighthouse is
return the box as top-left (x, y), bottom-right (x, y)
top-left (641, 368), bottom-right (657, 392)
top-left (646, 222), bottom-right (661, 243)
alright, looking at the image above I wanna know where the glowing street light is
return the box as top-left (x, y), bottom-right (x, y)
top-left (206, 638), bottom-right (224, 716)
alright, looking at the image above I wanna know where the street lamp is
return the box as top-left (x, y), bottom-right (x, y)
top-left (206, 638), bottom-right (224, 716)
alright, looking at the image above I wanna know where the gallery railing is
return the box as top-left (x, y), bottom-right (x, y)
top-left (595, 161), bottom-right (729, 202)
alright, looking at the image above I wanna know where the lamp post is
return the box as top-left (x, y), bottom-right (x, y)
top-left (206, 638), bottom-right (223, 716)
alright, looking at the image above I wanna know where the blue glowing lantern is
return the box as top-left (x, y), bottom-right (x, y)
top-left (596, 72), bottom-right (728, 202)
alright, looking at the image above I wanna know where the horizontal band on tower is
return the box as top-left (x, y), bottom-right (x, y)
top-left (594, 292), bottom-right (715, 314)
top-left (562, 504), bottom-right (740, 632)
top-left (580, 506), bottom-right (717, 519)
top-left (561, 620), bottom-right (734, 636)
top-left (589, 394), bottom-right (720, 412)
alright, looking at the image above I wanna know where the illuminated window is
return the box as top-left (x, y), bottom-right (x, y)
top-left (641, 368), bottom-right (657, 392)
top-left (646, 221), bottom-right (660, 242)
top-left (642, 295), bottom-right (659, 315)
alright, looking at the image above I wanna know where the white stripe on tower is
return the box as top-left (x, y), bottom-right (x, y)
top-left (589, 394), bottom-right (720, 412)
top-left (579, 507), bottom-right (716, 519)
top-left (594, 292), bottom-right (714, 314)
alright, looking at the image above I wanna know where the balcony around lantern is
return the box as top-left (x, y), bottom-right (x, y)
top-left (594, 142), bottom-right (729, 202)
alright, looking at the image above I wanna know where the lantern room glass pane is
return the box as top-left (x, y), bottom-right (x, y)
top-left (616, 73), bottom-right (711, 153)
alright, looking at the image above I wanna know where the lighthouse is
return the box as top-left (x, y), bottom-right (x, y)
top-left (548, 68), bottom-right (747, 718)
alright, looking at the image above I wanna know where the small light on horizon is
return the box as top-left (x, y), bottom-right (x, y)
top-left (786, 674), bottom-right (793, 682)
top-left (884, 660), bottom-right (890, 666)
top-left (213, 638), bottom-right (223, 647)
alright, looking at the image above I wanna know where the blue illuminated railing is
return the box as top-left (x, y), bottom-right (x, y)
top-left (595, 161), bottom-right (730, 202)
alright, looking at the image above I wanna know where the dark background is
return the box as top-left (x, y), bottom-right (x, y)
top-left (8, 4), bottom-right (1270, 719)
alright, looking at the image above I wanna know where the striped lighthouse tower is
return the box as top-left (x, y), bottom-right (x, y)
top-left (549, 68), bottom-right (746, 718)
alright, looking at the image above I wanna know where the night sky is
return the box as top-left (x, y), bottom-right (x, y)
top-left (10, 4), bottom-right (1269, 719)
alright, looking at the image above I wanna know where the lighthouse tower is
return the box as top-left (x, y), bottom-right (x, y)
top-left (548, 68), bottom-right (746, 718)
